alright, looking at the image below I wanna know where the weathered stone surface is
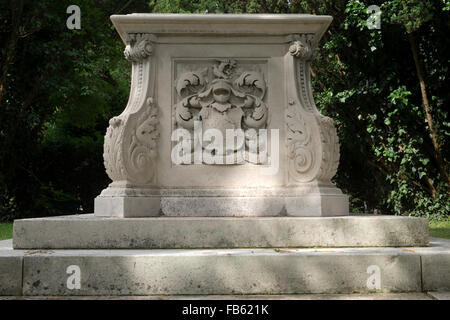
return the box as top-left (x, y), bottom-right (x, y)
top-left (0, 239), bottom-right (12, 248)
top-left (0, 250), bottom-right (22, 295)
top-left (94, 195), bottom-right (160, 217)
top-left (427, 292), bottom-right (450, 300)
top-left (13, 215), bottom-right (428, 249)
top-left (422, 253), bottom-right (450, 291)
top-left (0, 293), bottom-right (434, 300)
top-left (21, 248), bottom-right (421, 296)
top-left (2, 237), bottom-right (449, 296)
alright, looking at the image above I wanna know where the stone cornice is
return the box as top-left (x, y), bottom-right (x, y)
top-left (111, 14), bottom-right (332, 45)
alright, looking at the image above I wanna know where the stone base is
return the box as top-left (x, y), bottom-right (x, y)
top-left (95, 184), bottom-right (349, 217)
top-left (160, 191), bottom-right (349, 217)
top-left (94, 196), bottom-right (160, 217)
top-left (13, 215), bottom-right (428, 249)
top-left (2, 238), bottom-right (450, 296)
top-left (0, 293), bottom-right (440, 300)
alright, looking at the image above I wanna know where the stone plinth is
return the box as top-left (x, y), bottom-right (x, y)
top-left (13, 215), bottom-right (428, 249)
top-left (94, 14), bottom-right (349, 217)
top-left (21, 249), bottom-right (423, 295)
top-left (4, 238), bottom-right (450, 296)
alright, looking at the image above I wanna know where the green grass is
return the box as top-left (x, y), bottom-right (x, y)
top-left (0, 223), bottom-right (13, 240)
top-left (0, 219), bottom-right (449, 241)
top-left (429, 220), bottom-right (450, 240)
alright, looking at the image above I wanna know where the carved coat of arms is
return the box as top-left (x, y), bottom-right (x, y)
top-left (173, 59), bottom-right (268, 163)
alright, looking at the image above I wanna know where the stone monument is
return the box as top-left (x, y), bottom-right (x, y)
top-left (4, 15), bottom-right (436, 297)
top-left (94, 13), bottom-right (349, 218)
top-left (12, 14), bottom-right (428, 250)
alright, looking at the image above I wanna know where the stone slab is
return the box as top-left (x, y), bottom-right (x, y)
top-left (96, 186), bottom-right (349, 217)
top-left (422, 253), bottom-right (450, 291)
top-left (427, 292), bottom-right (450, 300)
top-left (157, 188), bottom-right (349, 217)
top-left (13, 215), bottom-right (429, 249)
top-left (0, 293), bottom-right (433, 300)
top-left (0, 249), bottom-right (22, 295)
top-left (1, 238), bottom-right (449, 296)
top-left (94, 196), bottom-right (160, 217)
top-left (111, 14), bottom-right (333, 43)
top-left (20, 248), bottom-right (421, 296)
top-left (0, 239), bottom-right (12, 248)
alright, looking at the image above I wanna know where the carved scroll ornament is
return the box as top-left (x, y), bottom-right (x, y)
top-left (286, 34), bottom-right (340, 184)
top-left (103, 33), bottom-right (159, 186)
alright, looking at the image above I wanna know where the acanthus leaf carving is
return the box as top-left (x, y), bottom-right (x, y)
top-left (286, 101), bottom-right (314, 180)
top-left (317, 115), bottom-right (340, 180)
top-left (104, 115), bottom-right (127, 182)
top-left (124, 33), bottom-right (153, 62)
top-left (104, 98), bottom-right (159, 186)
top-left (286, 33), bottom-right (340, 184)
top-left (127, 97), bottom-right (159, 183)
top-left (288, 34), bottom-right (316, 61)
top-left (176, 68), bottom-right (208, 97)
top-left (103, 33), bottom-right (159, 186)
top-left (234, 71), bottom-right (266, 98)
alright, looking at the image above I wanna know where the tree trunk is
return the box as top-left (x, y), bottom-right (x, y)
top-left (407, 32), bottom-right (449, 187)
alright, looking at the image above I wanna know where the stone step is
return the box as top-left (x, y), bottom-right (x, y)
top-left (13, 214), bottom-right (428, 249)
top-left (0, 293), bottom-right (440, 300)
top-left (1, 238), bottom-right (449, 296)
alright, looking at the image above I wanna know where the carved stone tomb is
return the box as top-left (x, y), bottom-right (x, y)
top-left (94, 14), bottom-right (349, 218)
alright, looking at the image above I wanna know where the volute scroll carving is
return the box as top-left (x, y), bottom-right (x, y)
top-left (288, 34), bottom-right (316, 61)
top-left (124, 33), bottom-right (154, 62)
top-left (103, 33), bottom-right (159, 187)
top-left (286, 33), bottom-right (340, 184)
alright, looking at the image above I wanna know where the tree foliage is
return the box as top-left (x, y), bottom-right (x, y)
top-left (0, 0), bottom-right (448, 220)
top-left (0, 0), bottom-right (148, 219)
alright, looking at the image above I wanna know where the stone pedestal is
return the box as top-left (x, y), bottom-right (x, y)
top-left (94, 14), bottom-right (349, 217)
top-left (5, 14), bottom-right (439, 298)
